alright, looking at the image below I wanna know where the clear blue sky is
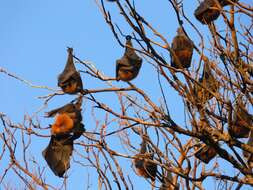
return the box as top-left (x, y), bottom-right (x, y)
top-left (0, 0), bottom-right (251, 189)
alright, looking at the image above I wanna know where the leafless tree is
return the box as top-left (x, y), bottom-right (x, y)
top-left (1, 0), bottom-right (253, 189)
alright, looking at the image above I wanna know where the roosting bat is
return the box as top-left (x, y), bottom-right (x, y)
top-left (228, 98), bottom-right (251, 138)
top-left (194, 144), bottom-right (217, 164)
top-left (194, 0), bottom-right (221, 24)
top-left (194, 0), bottom-right (239, 24)
top-left (194, 62), bottom-right (219, 104)
top-left (133, 139), bottom-right (157, 182)
top-left (45, 97), bottom-right (84, 136)
top-left (171, 27), bottom-right (193, 69)
top-left (58, 48), bottom-right (83, 94)
top-left (43, 98), bottom-right (85, 177)
top-left (116, 35), bottom-right (142, 81)
top-left (42, 122), bottom-right (85, 177)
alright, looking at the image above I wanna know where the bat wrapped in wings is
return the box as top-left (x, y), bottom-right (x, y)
top-left (228, 97), bottom-right (251, 138)
top-left (170, 27), bottom-right (193, 69)
top-left (194, 0), bottom-right (221, 24)
top-left (133, 138), bottom-right (157, 182)
top-left (194, 0), bottom-right (239, 24)
top-left (194, 62), bottom-right (219, 105)
top-left (58, 48), bottom-right (83, 94)
top-left (116, 35), bottom-right (142, 82)
top-left (194, 144), bottom-right (217, 164)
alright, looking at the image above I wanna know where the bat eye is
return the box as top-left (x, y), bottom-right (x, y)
top-left (126, 35), bottom-right (132, 40)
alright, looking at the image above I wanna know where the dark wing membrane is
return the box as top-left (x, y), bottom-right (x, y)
top-left (58, 48), bottom-right (76, 84)
top-left (58, 70), bottom-right (77, 85)
top-left (144, 159), bottom-right (157, 181)
top-left (229, 99), bottom-right (251, 138)
top-left (42, 136), bottom-right (73, 177)
top-left (116, 59), bottom-right (122, 79)
top-left (194, 145), bottom-right (217, 164)
top-left (45, 103), bottom-right (76, 117)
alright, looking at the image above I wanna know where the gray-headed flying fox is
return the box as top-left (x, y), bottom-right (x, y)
top-left (116, 35), bottom-right (142, 81)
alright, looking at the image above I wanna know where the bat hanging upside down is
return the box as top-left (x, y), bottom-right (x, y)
top-left (228, 97), bottom-right (251, 139)
top-left (170, 27), bottom-right (193, 69)
top-left (133, 139), bottom-right (157, 182)
top-left (194, 62), bottom-right (219, 104)
top-left (194, 0), bottom-right (239, 25)
top-left (42, 98), bottom-right (85, 177)
top-left (116, 35), bottom-right (142, 82)
top-left (58, 48), bottom-right (83, 94)
top-left (194, 144), bottom-right (217, 164)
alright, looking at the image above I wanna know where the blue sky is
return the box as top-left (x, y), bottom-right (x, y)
top-left (0, 0), bottom-right (252, 189)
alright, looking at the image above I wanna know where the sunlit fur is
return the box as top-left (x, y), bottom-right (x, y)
top-left (117, 69), bottom-right (135, 81)
top-left (229, 102), bottom-right (251, 138)
top-left (195, 145), bottom-right (216, 164)
top-left (58, 48), bottom-right (83, 94)
top-left (51, 113), bottom-right (74, 135)
top-left (197, 9), bottom-right (220, 24)
top-left (116, 36), bottom-right (142, 81)
top-left (62, 81), bottom-right (78, 94)
top-left (171, 28), bottom-right (193, 69)
top-left (133, 157), bottom-right (157, 181)
top-left (194, 0), bottom-right (220, 24)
